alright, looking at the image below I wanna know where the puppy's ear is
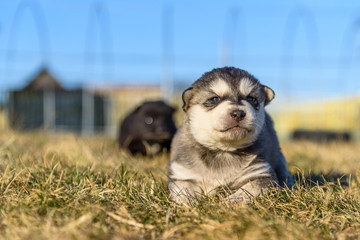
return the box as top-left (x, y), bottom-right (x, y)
top-left (132, 105), bottom-right (142, 113)
top-left (182, 87), bottom-right (194, 112)
top-left (263, 85), bottom-right (275, 105)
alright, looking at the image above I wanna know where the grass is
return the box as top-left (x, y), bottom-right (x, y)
top-left (1, 127), bottom-right (360, 239)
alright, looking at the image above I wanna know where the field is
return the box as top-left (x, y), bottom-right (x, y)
top-left (1, 125), bottom-right (360, 239)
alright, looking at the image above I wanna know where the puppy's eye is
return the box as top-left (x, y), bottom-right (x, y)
top-left (210, 96), bottom-right (221, 102)
top-left (144, 116), bottom-right (153, 125)
top-left (246, 96), bottom-right (256, 102)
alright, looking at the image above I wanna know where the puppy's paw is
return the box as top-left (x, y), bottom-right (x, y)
top-left (225, 193), bottom-right (251, 204)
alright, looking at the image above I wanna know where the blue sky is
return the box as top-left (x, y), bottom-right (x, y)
top-left (1, 0), bottom-right (360, 101)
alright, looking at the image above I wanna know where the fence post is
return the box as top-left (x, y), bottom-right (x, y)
top-left (43, 90), bottom-right (56, 131)
top-left (82, 90), bottom-right (94, 136)
top-left (104, 96), bottom-right (115, 138)
top-left (6, 91), bottom-right (14, 129)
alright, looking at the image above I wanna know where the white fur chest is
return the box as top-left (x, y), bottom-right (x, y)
top-left (168, 153), bottom-right (272, 195)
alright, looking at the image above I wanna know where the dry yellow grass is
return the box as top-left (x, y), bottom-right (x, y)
top-left (1, 109), bottom-right (360, 239)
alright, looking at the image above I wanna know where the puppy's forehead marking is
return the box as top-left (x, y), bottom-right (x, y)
top-left (239, 78), bottom-right (256, 96)
top-left (210, 79), bottom-right (231, 97)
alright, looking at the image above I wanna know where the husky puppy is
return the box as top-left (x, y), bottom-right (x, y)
top-left (167, 67), bottom-right (294, 203)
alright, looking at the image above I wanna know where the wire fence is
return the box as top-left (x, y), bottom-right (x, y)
top-left (4, 85), bottom-right (180, 139)
top-left (1, 1), bottom-right (360, 140)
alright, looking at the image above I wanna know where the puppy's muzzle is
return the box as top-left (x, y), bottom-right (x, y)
top-left (230, 109), bottom-right (246, 122)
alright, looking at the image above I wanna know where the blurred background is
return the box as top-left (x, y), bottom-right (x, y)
top-left (1, 0), bottom-right (360, 140)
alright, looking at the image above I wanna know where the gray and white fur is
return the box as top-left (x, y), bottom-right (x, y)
top-left (167, 67), bottom-right (294, 203)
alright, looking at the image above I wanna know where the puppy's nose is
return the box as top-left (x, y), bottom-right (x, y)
top-left (230, 110), bottom-right (246, 121)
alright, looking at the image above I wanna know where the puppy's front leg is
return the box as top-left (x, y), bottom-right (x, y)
top-left (226, 178), bottom-right (274, 203)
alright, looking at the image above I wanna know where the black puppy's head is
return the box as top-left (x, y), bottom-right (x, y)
top-left (119, 100), bottom-right (177, 155)
top-left (133, 101), bottom-right (176, 139)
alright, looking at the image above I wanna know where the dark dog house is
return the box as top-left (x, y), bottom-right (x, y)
top-left (7, 68), bottom-right (107, 134)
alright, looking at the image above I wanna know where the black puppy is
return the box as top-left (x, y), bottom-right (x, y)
top-left (118, 100), bottom-right (177, 155)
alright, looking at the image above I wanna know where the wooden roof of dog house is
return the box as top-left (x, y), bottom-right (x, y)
top-left (23, 68), bottom-right (64, 91)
